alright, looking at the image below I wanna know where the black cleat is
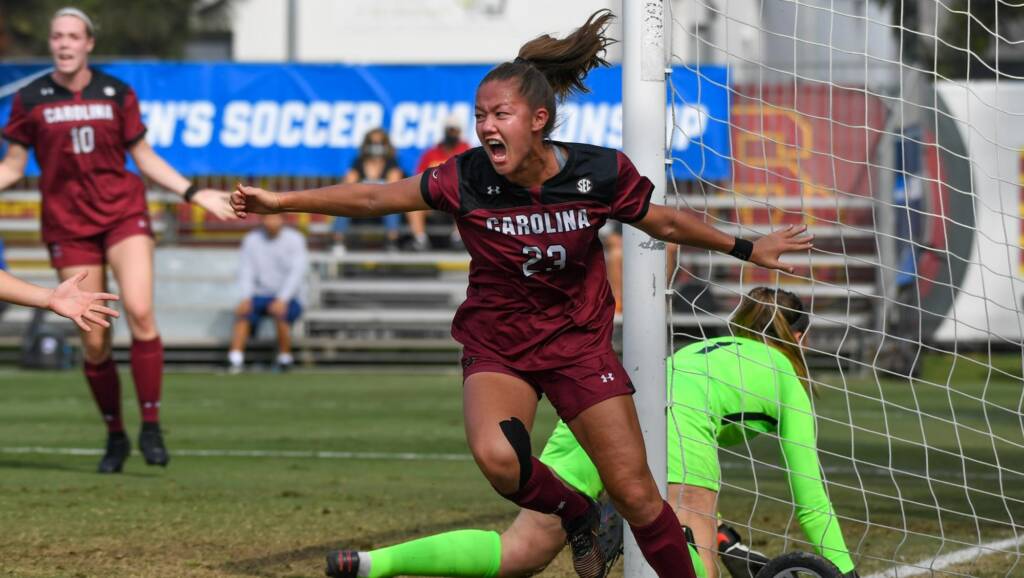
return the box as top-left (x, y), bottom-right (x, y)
top-left (325, 550), bottom-right (360, 578)
top-left (563, 497), bottom-right (608, 578)
top-left (718, 523), bottom-right (771, 578)
top-left (138, 422), bottom-right (170, 467)
top-left (98, 432), bottom-right (130, 474)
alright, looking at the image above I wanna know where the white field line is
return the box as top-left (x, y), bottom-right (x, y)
top-left (0, 446), bottom-right (1017, 482)
top-left (865, 535), bottom-right (1024, 578)
top-left (0, 446), bottom-right (471, 462)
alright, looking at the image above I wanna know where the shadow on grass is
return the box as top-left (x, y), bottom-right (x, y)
top-left (221, 511), bottom-right (512, 577)
top-left (0, 457), bottom-right (161, 478)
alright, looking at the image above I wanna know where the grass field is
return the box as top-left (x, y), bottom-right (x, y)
top-left (0, 355), bottom-right (1021, 577)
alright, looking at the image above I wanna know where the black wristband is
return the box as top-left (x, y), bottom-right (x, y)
top-left (183, 183), bottom-right (200, 203)
top-left (729, 237), bottom-right (753, 261)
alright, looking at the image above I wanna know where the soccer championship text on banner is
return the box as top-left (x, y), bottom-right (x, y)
top-left (0, 63), bottom-right (731, 181)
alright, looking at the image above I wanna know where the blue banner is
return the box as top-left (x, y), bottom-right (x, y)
top-left (0, 62), bottom-right (730, 181)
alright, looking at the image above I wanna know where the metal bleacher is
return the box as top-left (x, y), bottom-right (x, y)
top-left (0, 190), bottom-right (883, 367)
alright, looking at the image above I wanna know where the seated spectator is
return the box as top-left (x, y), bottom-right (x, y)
top-left (413, 113), bottom-right (471, 250)
top-left (228, 214), bottom-right (308, 373)
top-left (332, 129), bottom-right (412, 254)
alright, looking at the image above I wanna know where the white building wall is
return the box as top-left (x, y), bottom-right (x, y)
top-left (760, 0), bottom-right (897, 87)
top-left (233, 0), bottom-right (623, 63)
top-left (669, 0), bottom-right (762, 83)
top-left (230, 0), bottom-right (891, 86)
top-left (232, 0), bottom-right (288, 61)
top-left (229, 0), bottom-right (895, 87)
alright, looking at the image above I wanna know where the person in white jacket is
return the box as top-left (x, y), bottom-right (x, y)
top-left (228, 214), bottom-right (308, 373)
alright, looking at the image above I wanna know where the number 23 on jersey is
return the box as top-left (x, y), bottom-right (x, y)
top-left (522, 244), bottom-right (567, 277)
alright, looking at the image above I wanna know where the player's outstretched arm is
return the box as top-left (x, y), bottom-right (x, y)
top-left (0, 270), bottom-right (119, 332)
top-left (231, 175), bottom-right (429, 219)
top-left (633, 203), bottom-right (814, 273)
top-left (128, 139), bottom-right (236, 220)
top-left (778, 385), bottom-right (858, 575)
top-left (0, 142), bottom-right (28, 192)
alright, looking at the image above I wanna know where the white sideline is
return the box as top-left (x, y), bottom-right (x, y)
top-left (865, 535), bottom-right (1024, 578)
top-left (0, 446), bottom-right (1014, 481)
top-left (0, 446), bottom-right (471, 462)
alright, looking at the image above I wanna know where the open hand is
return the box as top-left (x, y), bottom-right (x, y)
top-left (750, 224), bottom-right (814, 273)
top-left (48, 271), bottom-right (120, 332)
top-left (231, 183), bottom-right (282, 218)
top-left (193, 189), bottom-right (238, 220)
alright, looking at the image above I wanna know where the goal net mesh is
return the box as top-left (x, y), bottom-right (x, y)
top-left (660, 0), bottom-right (1024, 575)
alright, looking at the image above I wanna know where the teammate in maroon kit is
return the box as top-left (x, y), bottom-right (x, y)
top-left (0, 8), bottom-right (235, 474)
top-left (233, 11), bottom-right (811, 577)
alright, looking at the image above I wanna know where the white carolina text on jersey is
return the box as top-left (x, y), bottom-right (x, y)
top-left (485, 209), bottom-right (592, 237)
top-left (43, 103), bottom-right (114, 124)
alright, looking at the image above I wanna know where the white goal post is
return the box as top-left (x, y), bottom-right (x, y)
top-left (622, 1), bottom-right (670, 577)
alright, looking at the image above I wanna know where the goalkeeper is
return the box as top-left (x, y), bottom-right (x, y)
top-left (326, 287), bottom-right (857, 578)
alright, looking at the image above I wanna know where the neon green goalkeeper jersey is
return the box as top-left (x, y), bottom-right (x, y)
top-left (539, 336), bottom-right (855, 573)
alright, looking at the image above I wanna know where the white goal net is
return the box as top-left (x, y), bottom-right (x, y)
top-left (650, 0), bottom-right (1024, 575)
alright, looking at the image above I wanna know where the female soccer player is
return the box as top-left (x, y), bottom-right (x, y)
top-left (233, 11), bottom-right (812, 577)
top-left (0, 7), bottom-right (234, 474)
top-left (0, 270), bottom-right (118, 332)
top-left (324, 288), bottom-right (858, 578)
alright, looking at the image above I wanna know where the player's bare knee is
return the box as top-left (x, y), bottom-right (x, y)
top-left (81, 337), bottom-right (112, 364)
top-left (605, 477), bottom-right (662, 523)
top-left (470, 437), bottom-right (521, 491)
top-left (472, 416), bottom-right (533, 494)
top-left (124, 302), bottom-right (153, 325)
top-left (500, 524), bottom-right (558, 577)
top-left (125, 307), bottom-right (157, 336)
top-left (499, 416), bottom-right (532, 487)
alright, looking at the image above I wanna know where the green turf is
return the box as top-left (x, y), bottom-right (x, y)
top-left (0, 356), bottom-right (1021, 577)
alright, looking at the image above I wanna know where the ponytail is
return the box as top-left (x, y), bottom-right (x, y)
top-left (729, 287), bottom-right (813, 395)
top-left (480, 9), bottom-right (616, 137)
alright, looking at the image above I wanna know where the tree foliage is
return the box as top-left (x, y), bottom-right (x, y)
top-left (877, 0), bottom-right (1023, 79)
top-left (0, 0), bottom-right (231, 59)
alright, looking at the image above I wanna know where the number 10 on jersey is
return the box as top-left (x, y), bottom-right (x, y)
top-left (70, 126), bottom-right (95, 154)
top-left (522, 244), bottom-right (566, 277)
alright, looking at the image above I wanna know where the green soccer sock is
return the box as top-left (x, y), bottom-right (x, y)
top-left (365, 529), bottom-right (501, 578)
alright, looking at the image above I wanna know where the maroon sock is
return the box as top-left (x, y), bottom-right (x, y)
top-left (629, 501), bottom-right (697, 578)
top-left (130, 336), bottom-right (164, 423)
top-left (83, 358), bottom-right (123, 433)
top-left (501, 456), bottom-right (591, 522)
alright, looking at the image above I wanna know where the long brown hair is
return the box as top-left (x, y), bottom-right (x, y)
top-left (480, 9), bottom-right (616, 137)
top-left (729, 287), bottom-right (812, 393)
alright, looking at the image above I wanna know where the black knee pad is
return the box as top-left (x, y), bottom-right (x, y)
top-left (499, 416), bottom-right (533, 490)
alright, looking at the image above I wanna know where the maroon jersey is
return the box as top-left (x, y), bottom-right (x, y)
top-left (3, 69), bottom-right (148, 243)
top-left (420, 142), bottom-right (654, 370)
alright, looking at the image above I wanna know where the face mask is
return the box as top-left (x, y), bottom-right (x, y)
top-left (365, 143), bottom-right (388, 157)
